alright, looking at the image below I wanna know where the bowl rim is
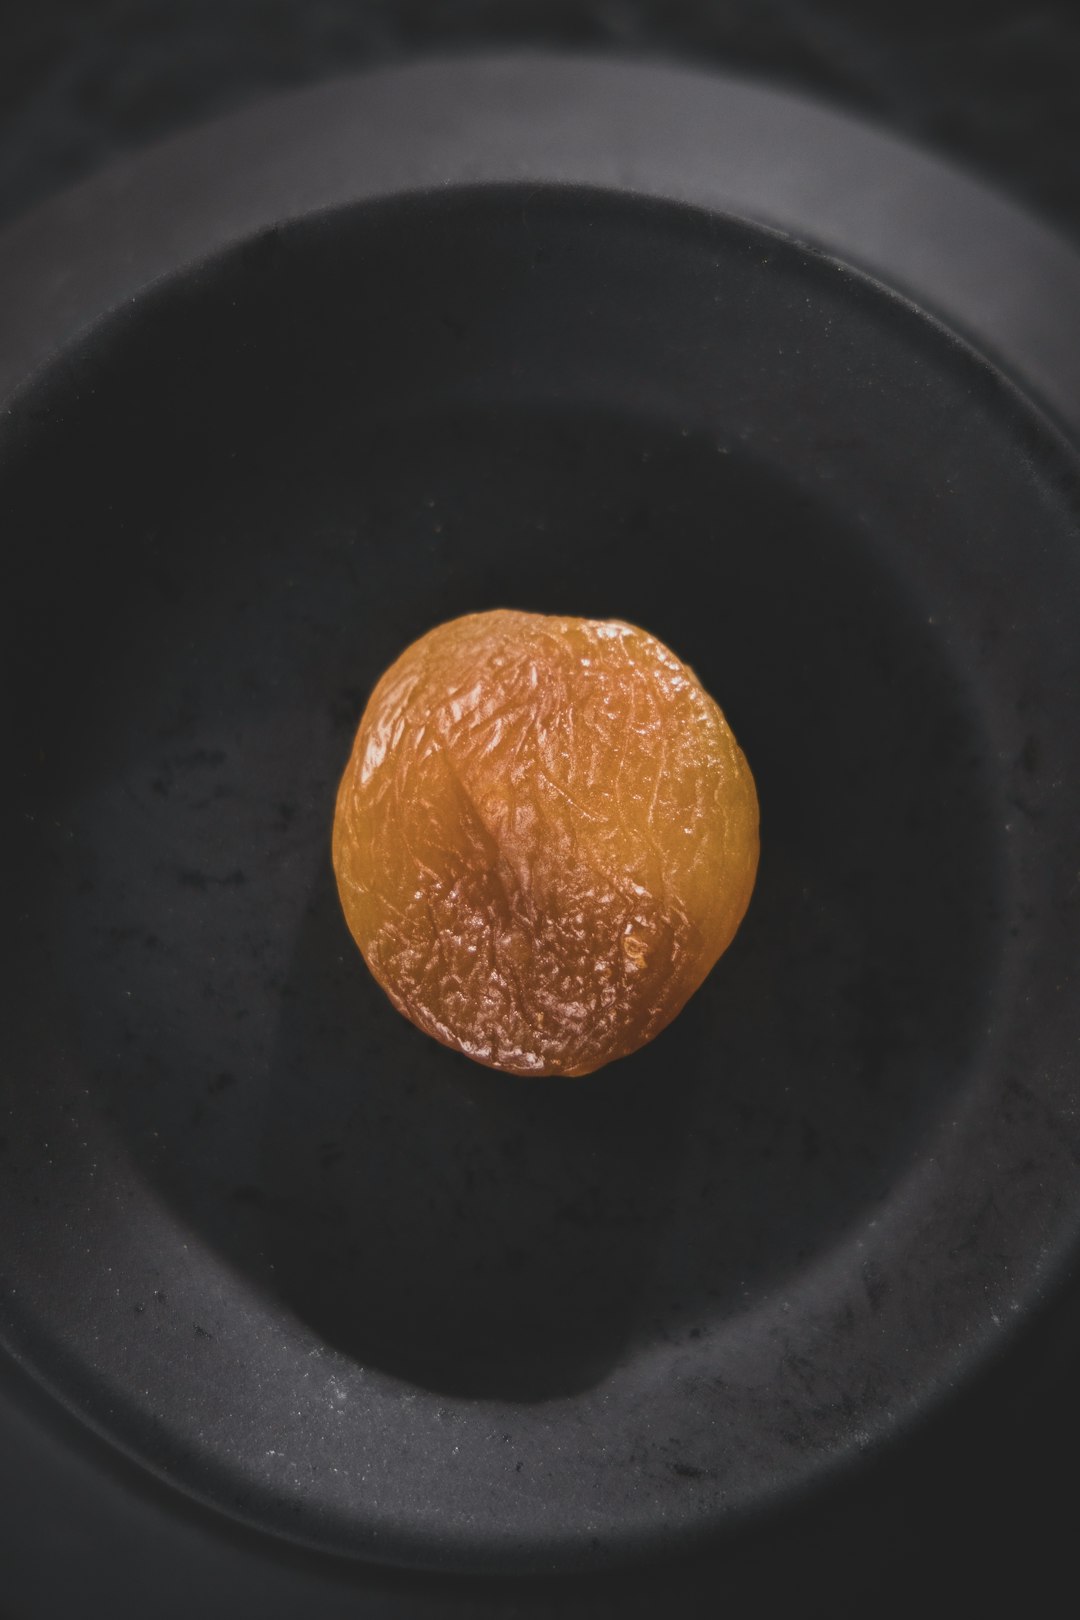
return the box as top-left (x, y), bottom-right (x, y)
top-left (3, 53), bottom-right (1080, 434)
top-left (3, 54), bottom-right (1080, 1585)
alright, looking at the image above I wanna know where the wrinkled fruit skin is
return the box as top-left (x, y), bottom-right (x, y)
top-left (333, 610), bottom-right (759, 1077)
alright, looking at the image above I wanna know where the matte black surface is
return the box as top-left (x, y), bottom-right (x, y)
top-left (3, 45), bottom-right (1080, 1620)
top-left (2, 181), bottom-right (1080, 1575)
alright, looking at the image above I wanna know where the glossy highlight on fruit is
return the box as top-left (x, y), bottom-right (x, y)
top-left (333, 610), bottom-right (759, 1076)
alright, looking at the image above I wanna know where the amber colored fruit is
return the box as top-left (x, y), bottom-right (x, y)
top-left (333, 610), bottom-right (759, 1077)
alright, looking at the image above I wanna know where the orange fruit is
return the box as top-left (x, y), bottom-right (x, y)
top-left (333, 610), bottom-right (759, 1076)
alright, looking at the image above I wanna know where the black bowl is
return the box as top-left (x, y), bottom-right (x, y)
top-left (2, 71), bottom-right (1080, 1580)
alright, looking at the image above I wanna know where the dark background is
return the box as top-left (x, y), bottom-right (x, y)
top-left (3, 0), bottom-right (1080, 245)
top-left (1, 3), bottom-right (1079, 1616)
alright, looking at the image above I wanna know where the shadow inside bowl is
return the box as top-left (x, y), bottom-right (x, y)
top-left (254, 859), bottom-right (706, 1399)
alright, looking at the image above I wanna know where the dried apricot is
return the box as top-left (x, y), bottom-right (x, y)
top-left (333, 610), bottom-right (759, 1076)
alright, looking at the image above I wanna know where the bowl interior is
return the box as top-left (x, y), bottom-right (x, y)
top-left (1, 186), bottom-right (1079, 1570)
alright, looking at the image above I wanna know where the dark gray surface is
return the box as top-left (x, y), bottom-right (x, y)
top-left (2, 1), bottom-right (1080, 247)
top-left (2, 23), bottom-right (1080, 1620)
top-left (8, 179), bottom-right (1080, 1568)
top-left (5, 58), bottom-right (1080, 431)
